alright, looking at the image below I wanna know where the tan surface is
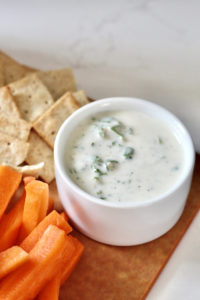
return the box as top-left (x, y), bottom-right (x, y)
top-left (0, 87), bottom-right (21, 118)
top-left (26, 130), bottom-right (54, 183)
top-left (9, 74), bottom-right (54, 122)
top-left (59, 155), bottom-right (200, 300)
top-left (36, 68), bottom-right (77, 100)
top-left (33, 92), bottom-right (80, 148)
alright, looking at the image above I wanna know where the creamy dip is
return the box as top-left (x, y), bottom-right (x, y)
top-left (65, 110), bottom-right (184, 203)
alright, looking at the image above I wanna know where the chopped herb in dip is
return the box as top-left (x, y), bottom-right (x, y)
top-left (66, 110), bottom-right (183, 203)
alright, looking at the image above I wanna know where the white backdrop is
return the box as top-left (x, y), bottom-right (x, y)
top-left (1, 1), bottom-right (200, 299)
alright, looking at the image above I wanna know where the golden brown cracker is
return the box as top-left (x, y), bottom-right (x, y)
top-left (0, 60), bottom-right (4, 87)
top-left (0, 112), bottom-right (31, 141)
top-left (0, 87), bottom-right (21, 118)
top-left (0, 132), bottom-right (29, 166)
top-left (26, 130), bottom-right (54, 183)
top-left (0, 51), bottom-right (29, 84)
top-left (73, 90), bottom-right (89, 106)
top-left (33, 92), bottom-right (80, 148)
top-left (36, 68), bottom-right (77, 100)
top-left (9, 74), bottom-right (54, 122)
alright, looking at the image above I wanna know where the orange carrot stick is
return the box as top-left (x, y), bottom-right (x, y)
top-left (18, 180), bottom-right (49, 242)
top-left (23, 176), bottom-right (35, 186)
top-left (0, 194), bottom-right (25, 252)
top-left (20, 210), bottom-right (72, 252)
top-left (0, 225), bottom-right (75, 300)
top-left (0, 165), bottom-right (22, 219)
top-left (61, 235), bottom-right (84, 285)
top-left (36, 277), bottom-right (60, 300)
top-left (60, 211), bottom-right (69, 221)
top-left (37, 235), bottom-right (84, 298)
top-left (0, 246), bottom-right (29, 280)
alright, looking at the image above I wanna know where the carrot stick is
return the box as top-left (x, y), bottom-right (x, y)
top-left (20, 210), bottom-right (72, 252)
top-left (0, 165), bottom-right (22, 219)
top-left (0, 246), bottom-right (29, 280)
top-left (0, 225), bottom-right (75, 300)
top-left (0, 194), bottom-right (25, 252)
top-left (36, 277), bottom-right (60, 300)
top-left (61, 235), bottom-right (84, 285)
top-left (23, 176), bottom-right (35, 186)
top-left (38, 235), bottom-right (84, 298)
top-left (18, 180), bottom-right (49, 242)
top-left (60, 211), bottom-right (69, 221)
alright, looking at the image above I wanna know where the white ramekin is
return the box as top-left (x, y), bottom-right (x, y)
top-left (54, 97), bottom-right (195, 246)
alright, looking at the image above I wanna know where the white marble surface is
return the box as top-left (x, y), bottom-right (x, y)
top-left (1, 1), bottom-right (200, 299)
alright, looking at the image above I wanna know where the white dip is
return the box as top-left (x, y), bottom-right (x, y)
top-left (65, 110), bottom-right (184, 203)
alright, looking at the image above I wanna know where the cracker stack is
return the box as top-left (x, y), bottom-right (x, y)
top-left (0, 50), bottom-right (89, 190)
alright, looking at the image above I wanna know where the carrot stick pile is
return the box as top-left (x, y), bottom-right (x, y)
top-left (0, 165), bottom-right (84, 300)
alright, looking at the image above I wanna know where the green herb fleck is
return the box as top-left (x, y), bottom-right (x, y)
top-left (111, 125), bottom-right (124, 138)
top-left (94, 168), bottom-right (107, 176)
top-left (100, 196), bottom-right (107, 200)
top-left (128, 127), bottom-right (134, 135)
top-left (123, 147), bottom-right (135, 159)
top-left (158, 137), bottom-right (163, 144)
top-left (91, 117), bottom-right (96, 121)
top-left (98, 127), bottom-right (106, 137)
top-left (105, 159), bottom-right (118, 171)
top-left (172, 165), bottom-right (179, 171)
top-left (97, 190), bottom-right (103, 195)
top-left (93, 155), bottom-right (103, 166)
top-left (91, 142), bottom-right (95, 147)
top-left (112, 141), bottom-right (117, 146)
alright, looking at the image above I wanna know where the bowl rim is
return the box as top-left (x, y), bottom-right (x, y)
top-left (54, 97), bottom-right (195, 209)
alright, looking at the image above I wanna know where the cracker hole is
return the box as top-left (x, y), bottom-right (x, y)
top-left (24, 110), bottom-right (29, 114)
top-left (7, 142), bottom-right (11, 146)
top-left (28, 95), bottom-right (32, 99)
top-left (51, 131), bottom-right (55, 135)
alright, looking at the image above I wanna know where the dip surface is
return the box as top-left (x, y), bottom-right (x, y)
top-left (65, 110), bottom-right (184, 203)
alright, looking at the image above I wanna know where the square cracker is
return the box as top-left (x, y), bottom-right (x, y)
top-left (33, 92), bottom-right (80, 148)
top-left (0, 51), bottom-right (30, 84)
top-left (9, 74), bottom-right (54, 122)
top-left (36, 68), bottom-right (77, 100)
top-left (0, 87), bottom-right (21, 118)
top-left (73, 90), bottom-right (89, 106)
top-left (0, 132), bottom-right (29, 165)
top-left (26, 130), bottom-right (54, 183)
top-left (0, 112), bottom-right (31, 141)
top-left (0, 60), bottom-right (4, 87)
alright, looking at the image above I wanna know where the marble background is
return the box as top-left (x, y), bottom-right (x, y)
top-left (0, 1), bottom-right (200, 299)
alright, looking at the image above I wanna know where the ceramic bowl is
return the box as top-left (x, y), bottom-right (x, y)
top-left (54, 97), bottom-right (195, 246)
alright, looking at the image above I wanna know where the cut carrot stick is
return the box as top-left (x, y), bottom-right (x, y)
top-left (0, 246), bottom-right (29, 280)
top-left (38, 235), bottom-right (84, 298)
top-left (20, 210), bottom-right (72, 252)
top-left (36, 277), bottom-right (60, 300)
top-left (18, 180), bottom-right (49, 242)
top-left (61, 235), bottom-right (84, 285)
top-left (23, 176), bottom-right (35, 186)
top-left (0, 165), bottom-right (22, 219)
top-left (0, 194), bottom-right (25, 252)
top-left (60, 211), bottom-right (69, 221)
top-left (47, 196), bottom-right (54, 213)
top-left (0, 225), bottom-right (75, 300)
